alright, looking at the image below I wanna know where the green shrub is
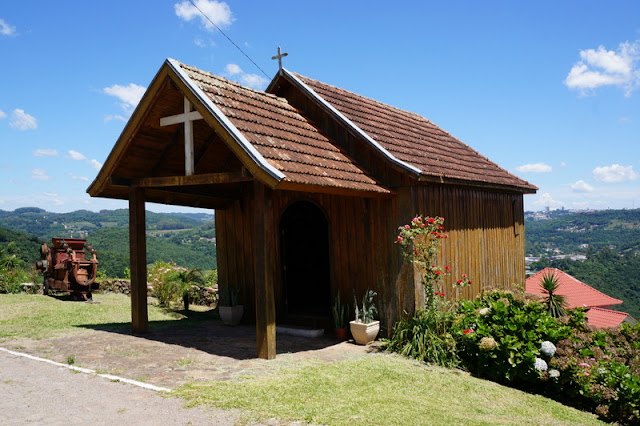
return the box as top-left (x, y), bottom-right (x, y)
top-left (453, 289), bottom-right (575, 386)
top-left (386, 300), bottom-right (459, 368)
top-left (0, 267), bottom-right (36, 294)
top-left (550, 323), bottom-right (640, 423)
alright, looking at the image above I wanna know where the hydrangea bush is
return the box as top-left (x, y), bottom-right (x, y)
top-left (454, 289), bottom-right (575, 385)
top-left (454, 289), bottom-right (639, 424)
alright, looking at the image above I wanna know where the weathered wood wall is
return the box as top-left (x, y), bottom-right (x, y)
top-left (215, 182), bottom-right (525, 336)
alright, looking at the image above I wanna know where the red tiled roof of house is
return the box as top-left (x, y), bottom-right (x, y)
top-left (525, 268), bottom-right (623, 309)
top-left (178, 62), bottom-right (390, 194)
top-left (292, 73), bottom-right (537, 192)
top-left (585, 307), bottom-right (636, 328)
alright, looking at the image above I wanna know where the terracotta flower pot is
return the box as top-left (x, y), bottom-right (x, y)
top-left (334, 327), bottom-right (349, 341)
top-left (219, 305), bottom-right (244, 326)
top-left (349, 320), bottom-right (380, 345)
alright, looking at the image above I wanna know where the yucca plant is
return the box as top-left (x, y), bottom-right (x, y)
top-left (540, 271), bottom-right (568, 318)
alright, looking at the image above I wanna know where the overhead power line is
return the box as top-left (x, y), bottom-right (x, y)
top-left (188, 0), bottom-right (270, 78)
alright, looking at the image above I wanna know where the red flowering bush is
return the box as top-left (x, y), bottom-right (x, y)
top-left (396, 216), bottom-right (469, 309)
top-left (388, 216), bottom-right (469, 367)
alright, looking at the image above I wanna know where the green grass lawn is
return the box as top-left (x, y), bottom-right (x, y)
top-left (0, 293), bottom-right (195, 340)
top-left (175, 354), bottom-right (602, 425)
top-left (0, 293), bottom-right (603, 425)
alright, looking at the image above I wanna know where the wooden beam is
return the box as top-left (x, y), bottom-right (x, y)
top-left (130, 171), bottom-right (253, 188)
top-left (159, 110), bottom-right (203, 126)
top-left (129, 187), bottom-right (148, 333)
top-left (253, 182), bottom-right (276, 359)
top-left (194, 130), bottom-right (217, 169)
top-left (150, 127), bottom-right (181, 176)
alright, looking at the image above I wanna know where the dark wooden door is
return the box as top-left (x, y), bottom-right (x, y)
top-left (280, 201), bottom-right (331, 318)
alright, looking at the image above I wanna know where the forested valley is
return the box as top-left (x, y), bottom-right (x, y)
top-left (526, 208), bottom-right (640, 318)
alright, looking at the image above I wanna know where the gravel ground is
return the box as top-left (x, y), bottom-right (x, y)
top-left (0, 349), bottom-right (241, 425)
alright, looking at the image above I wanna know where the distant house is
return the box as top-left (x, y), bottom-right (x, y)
top-left (525, 268), bottom-right (637, 328)
top-left (88, 59), bottom-right (537, 358)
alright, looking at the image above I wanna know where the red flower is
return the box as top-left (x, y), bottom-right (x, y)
top-left (435, 270), bottom-right (442, 275)
top-left (462, 274), bottom-right (467, 278)
top-left (404, 225), bottom-right (410, 229)
top-left (468, 280), bottom-right (472, 285)
top-left (445, 266), bottom-right (451, 272)
top-left (456, 280), bottom-right (462, 285)
top-left (463, 329), bottom-right (474, 334)
top-left (427, 218), bottom-right (435, 224)
top-left (397, 237), bottom-right (403, 242)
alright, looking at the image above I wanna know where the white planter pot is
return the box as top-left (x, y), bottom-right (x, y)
top-left (219, 305), bottom-right (244, 326)
top-left (349, 320), bottom-right (380, 345)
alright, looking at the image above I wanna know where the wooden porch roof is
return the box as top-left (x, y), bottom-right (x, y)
top-left (87, 59), bottom-right (390, 209)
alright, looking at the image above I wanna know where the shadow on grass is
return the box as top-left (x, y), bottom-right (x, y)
top-left (77, 309), bottom-right (342, 360)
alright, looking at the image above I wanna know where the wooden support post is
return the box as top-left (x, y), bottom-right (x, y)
top-left (253, 182), bottom-right (276, 359)
top-left (129, 187), bottom-right (148, 333)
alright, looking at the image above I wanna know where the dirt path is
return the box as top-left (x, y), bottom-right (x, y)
top-left (0, 319), bottom-right (377, 424)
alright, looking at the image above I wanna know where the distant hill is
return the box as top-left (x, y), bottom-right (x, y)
top-left (525, 208), bottom-right (640, 319)
top-left (0, 208), bottom-right (216, 277)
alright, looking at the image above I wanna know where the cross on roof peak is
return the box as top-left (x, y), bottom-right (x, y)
top-left (271, 46), bottom-right (288, 71)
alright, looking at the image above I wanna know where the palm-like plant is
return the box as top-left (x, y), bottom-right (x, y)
top-left (540, 271), bottom-right (568, 318)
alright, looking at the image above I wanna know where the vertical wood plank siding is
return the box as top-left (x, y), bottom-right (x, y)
top-left (215, 184), bottom-right (525, 335)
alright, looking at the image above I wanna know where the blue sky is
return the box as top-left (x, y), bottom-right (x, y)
top-left (1, 1), bottom-right (639, 213)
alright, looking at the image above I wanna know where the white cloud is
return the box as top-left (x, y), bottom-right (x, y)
top-left (571, 180), bottom-right (595, 193)
top-left (592, 164), bottom-right (640, 183)
top-left (33, 148), bottom-right (58, 157)
top-left (223, 63), bottom-right (268, 89)
top-left (175, 0), bottom-right (233, 31)
top-left (565, 41), bottom-right (640, 97)
top-left (89, 159), bottom-right (103, 170)
top-left (9, 109), bottom-right (37, 130)
top-left (0, 110), bottom-right (6, 119)
top-left (67, 150), bottom-right (87, 161)
top-left (0, 19), bottom-right (15, 36)
top-left (104, 114), bottom-right (127, 123)
top-left (194, 38), bottom-right (215, 48)
top-left (560, 161), bottom-right (567, 167)
top-left (532, 192), bottom-right (564, 208)
top-left (31, 168), bottom-right (50, 181)
top-left (68, 173), bottom-right (89, 182)
top-left (103, 83), bottom-right (146, 114)
top-left (225, 63), bottom-right (242, 75)
top-left (240, 73), bottom-right (268, 89)
top-left (515, 162), bottom-right (552, 173)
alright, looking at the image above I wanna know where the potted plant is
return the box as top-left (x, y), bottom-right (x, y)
top-left (218, 285), bottom-right (243, 326)
top-left (349, 289), bottom-right (379, 345)
top-left (332, 293), bottom-right (349, 341)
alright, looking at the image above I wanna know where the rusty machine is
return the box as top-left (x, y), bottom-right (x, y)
top-left (36, 238), bottom-right (99, 300)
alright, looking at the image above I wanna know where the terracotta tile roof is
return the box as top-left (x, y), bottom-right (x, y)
top-left (178, 62), bottom-right (390, 194)
top-left (292, 73), bottom-right (537, 192)
top-left (525, 268), bottom-right (623, 309)
top-left (585, 307), bottom-right (637, 328)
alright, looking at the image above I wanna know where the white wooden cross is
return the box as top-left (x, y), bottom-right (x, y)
top-left (160, 97), bottom-right (203, 176)
top-left (271, 46), bottom-right (288, 71)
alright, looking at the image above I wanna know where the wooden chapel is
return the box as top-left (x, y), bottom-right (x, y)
top-left (88, 58), bottom-right (537, 359)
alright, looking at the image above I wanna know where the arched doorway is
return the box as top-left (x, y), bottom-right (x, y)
top-left (280, 201), bottom-right (331, 322)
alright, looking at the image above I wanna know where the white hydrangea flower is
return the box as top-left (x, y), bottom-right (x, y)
top-left (549, 369), bottom-right (560, 378)
top-left (479, 307), bottom-right (491, 316)
top-left (534, 357), bottom-right (548, 371)
top-left (541, 341), bottom-right (556, 357)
